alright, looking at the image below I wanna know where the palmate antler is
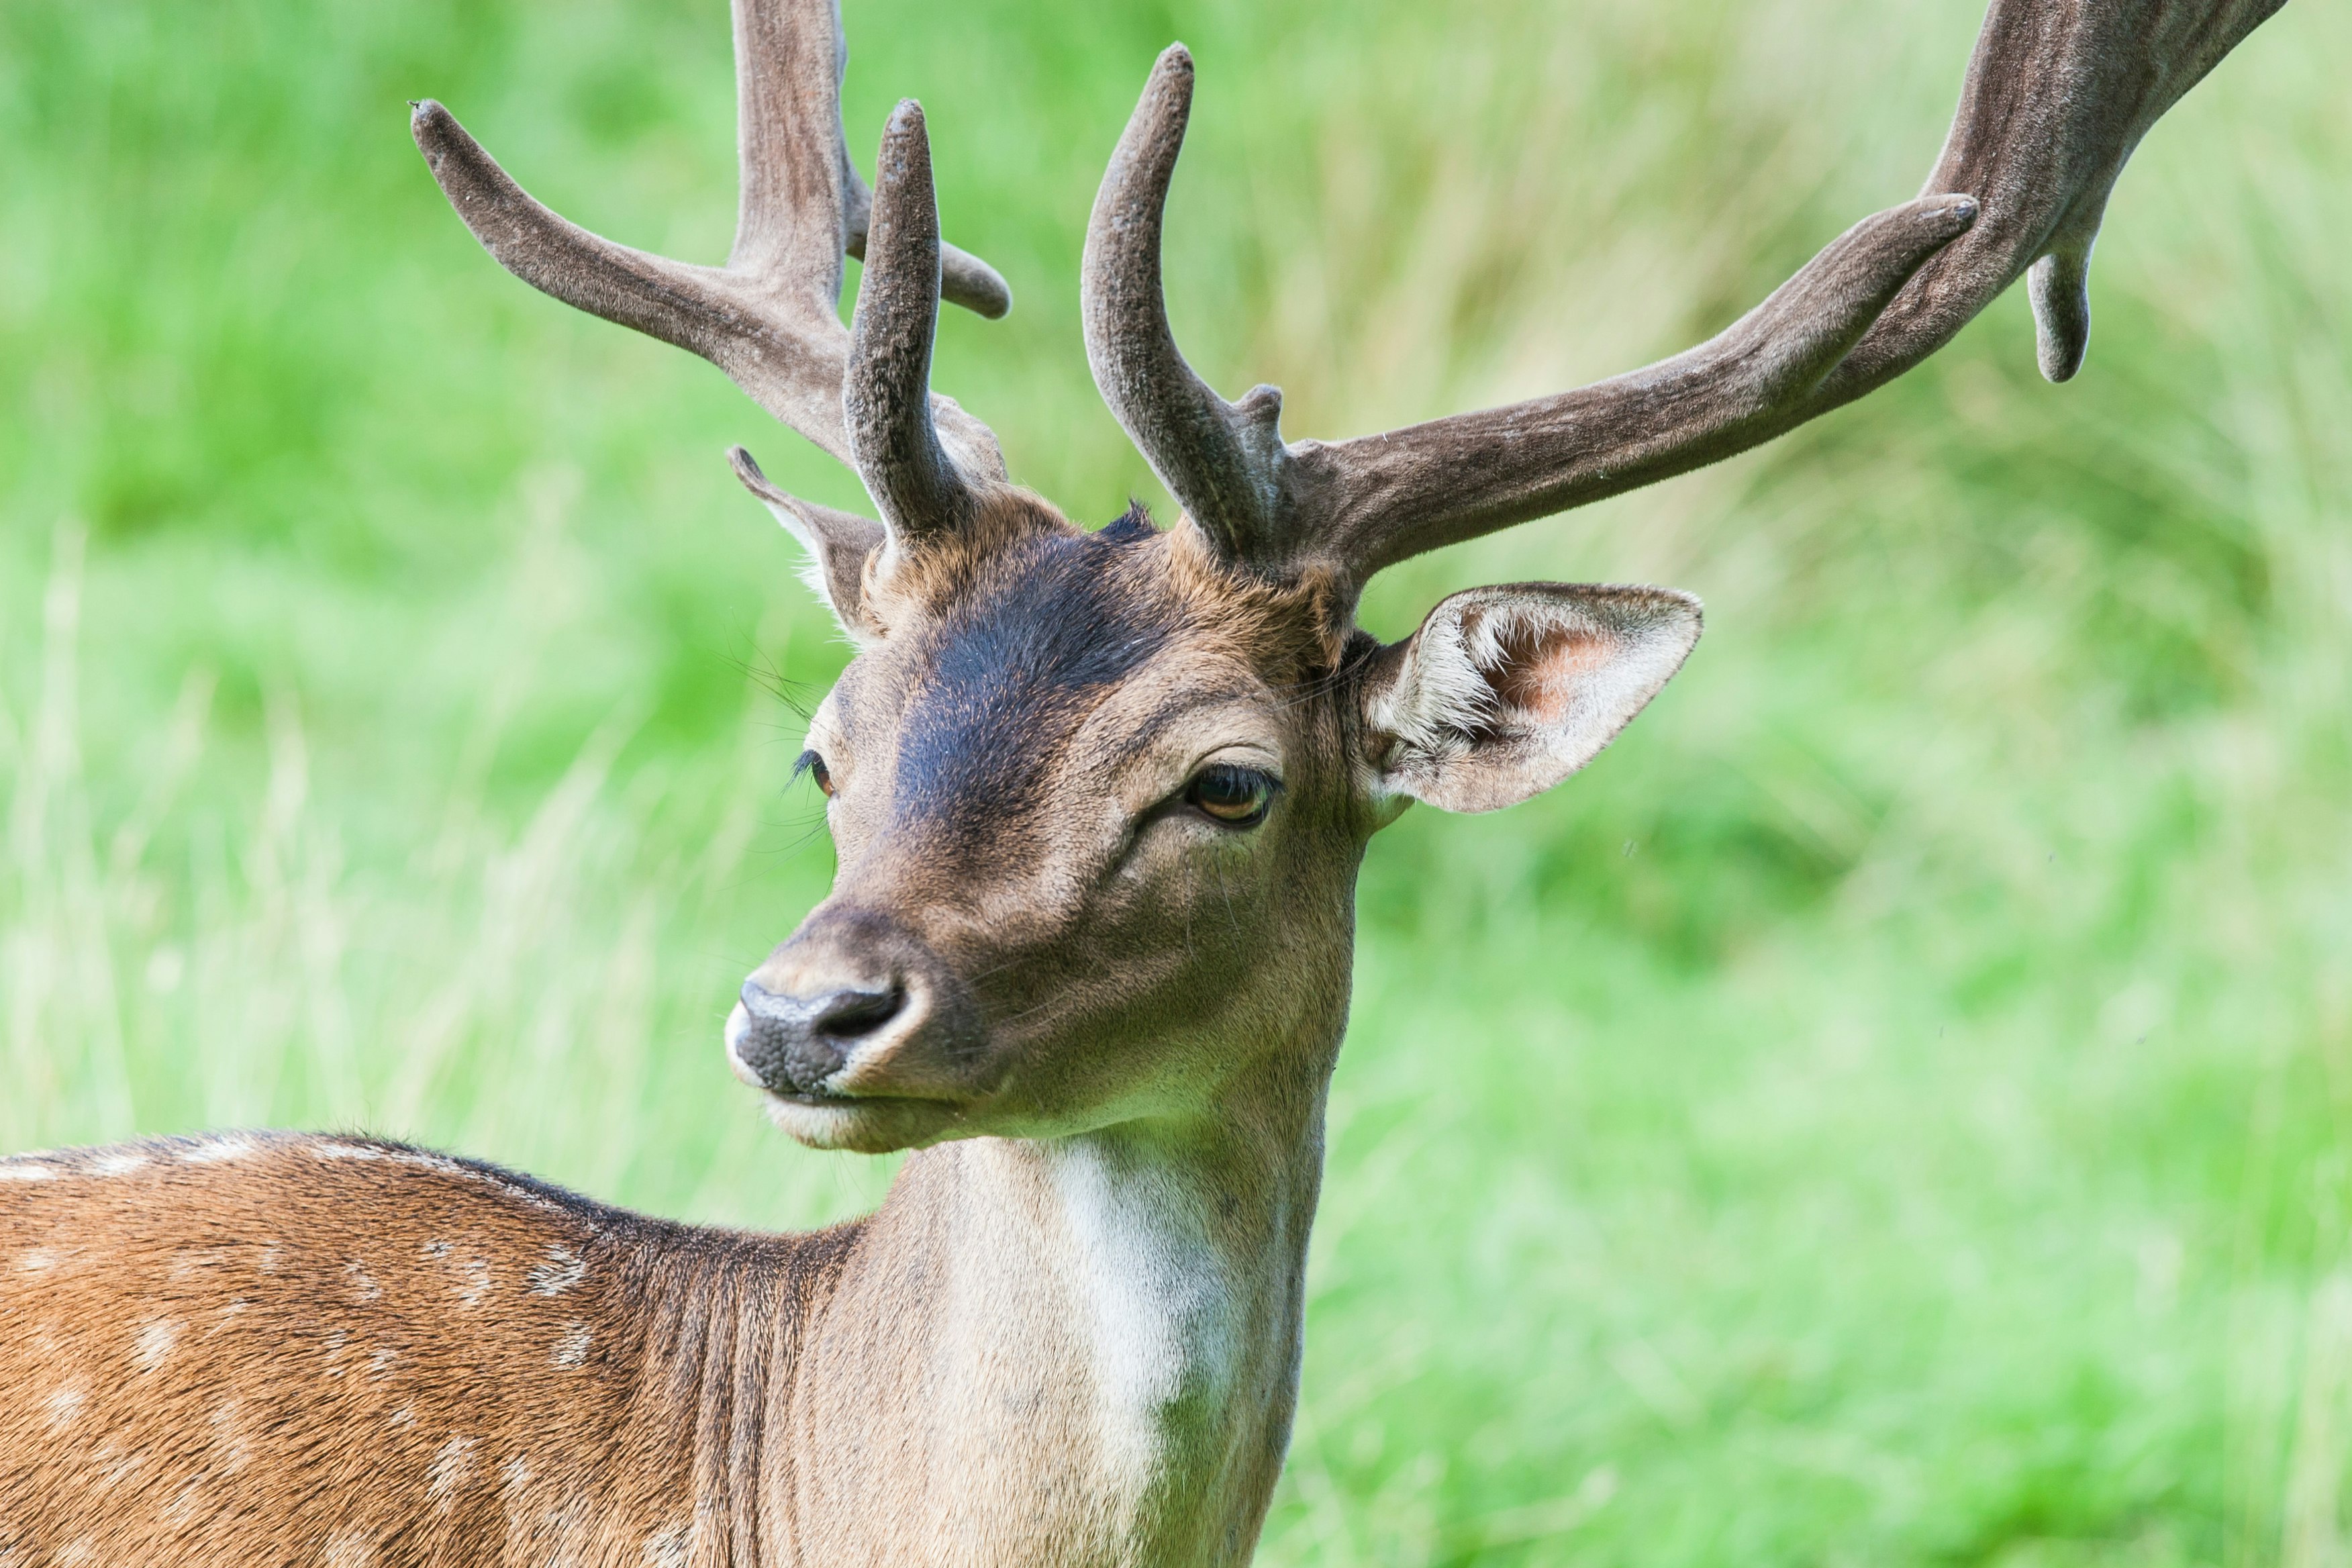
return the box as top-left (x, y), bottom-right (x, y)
top-left (1085, 0), bottom-right (2290, 588)
top-left (409, 0), bottom-right (1005, 545)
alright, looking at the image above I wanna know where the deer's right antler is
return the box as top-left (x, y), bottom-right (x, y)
top-left (412, 0), bottom-right (1007, 540)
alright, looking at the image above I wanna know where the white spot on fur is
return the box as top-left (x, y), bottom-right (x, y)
top-left (528, 1245), bottom-right (587, 1296)
top-left (161, 1476), bottom-right (206, 1526)
top-left (258, 1244), bottom-right (283, 1273)
top-left (210, 1398), bottom-right (252, 1472)
top-left (324, 1531), bottom-right (375, 1568)
top-left (501, 1454), bottom-right (534, 1492)
top-left (46, 1382), bottom-right (87, 1431)
top-left (346, 1259), bottom-right (382, 1303)
top-left (323, 1328), bottom-right (348, 1376)
top-left (181, 1136), bottom-right (255, 1165)
top-left (551, 1322), bottom-right (593, 1369)
top-left (54, 1539), bottom-right (97, 1567)
top-left (95, 1435), bottom-right (148, 1488)
top-left (168, 1246), bottom-right (230, 1282)
top-left (422, 1239), bottom-right (451, 1261)
top-left (312, 1140), bottom-right (384, 1162)
top-left (0, 1161), bottom-right (58, 1182)
top-left (19, 1247), bottom-right (58, 1273)
top-left (369, 1345), bottom-right (397, 1378)
top-left (454, 1258), bottom-right (493, 1307)
top-left (134, 1316), bottom-right (185, 1371)
top-left (428, 1436), bottom-right (477, 1507)
top-left (91, 1150), bottom-right (149, 1177)
top-left (642, 1522), bottom-right (691, 1568)
top-left (387, 1404), bottom-right (416, 1430)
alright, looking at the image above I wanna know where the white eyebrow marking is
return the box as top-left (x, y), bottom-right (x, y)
top-left (46, 1383), bottom-right (87, 1431)
top-left (134, 1317), bottom-right (185, 1371)
top-left (528, 1245), bottom-right (587, 1295)
top-left (552, 1322), bottom-right (593, 1369)
top-left (91, 1150), bottom-right (149, 1177)
top-left (428, 1436), bottom-right (477, 1506)
top-left (0, 1161), bottom-right (58, 1182)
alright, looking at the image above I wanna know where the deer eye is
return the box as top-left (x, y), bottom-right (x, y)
top-left (795, 749), bottom-right (835, 798)
top-left (1185, 764), bottom-right (1275, 827)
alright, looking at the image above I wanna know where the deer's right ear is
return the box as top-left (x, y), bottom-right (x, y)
top-left (1357, 583), bottom-right (1701, 814)
top-left (730, 447), bottom-right (889, 643)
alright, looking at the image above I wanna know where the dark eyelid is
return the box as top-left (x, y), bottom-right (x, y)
top-left (791, 749), bottom-right (820, 783)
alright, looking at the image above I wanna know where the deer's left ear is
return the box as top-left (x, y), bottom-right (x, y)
top-left (1357, 583), bottom-right (1702, 814)
top-left (730, 447), bottom-right (889, 644)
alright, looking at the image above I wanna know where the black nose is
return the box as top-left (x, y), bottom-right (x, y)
top-left (735, 981), bottom-right (906, 1094)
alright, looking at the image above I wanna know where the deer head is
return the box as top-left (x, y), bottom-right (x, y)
top-left (412, 0), bottom-right (2288, 1159)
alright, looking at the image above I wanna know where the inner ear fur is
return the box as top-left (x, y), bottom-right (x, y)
top-left (1359, 582), bottom-right (1702, 814)
top-left (730, 446), bottom-right (889, 642)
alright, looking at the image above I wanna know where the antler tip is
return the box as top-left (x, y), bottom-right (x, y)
top-left (2029, 250), bottom-right (2092, 383)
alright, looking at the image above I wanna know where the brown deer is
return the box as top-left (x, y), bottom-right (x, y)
top-left (0, 0), bottom-right (2288, 1562)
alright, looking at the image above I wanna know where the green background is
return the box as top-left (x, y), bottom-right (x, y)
top-left (3, 0), bottom-right (2345, 1561)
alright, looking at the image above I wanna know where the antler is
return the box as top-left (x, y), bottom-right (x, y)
top-left (1085, 0), bottom-right (2288, 587)
top-left (413, 0), bottom-right (1006, 534)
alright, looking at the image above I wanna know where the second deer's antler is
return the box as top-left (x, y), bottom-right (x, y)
top-left (1085, 0), bottom-right (2290, 589)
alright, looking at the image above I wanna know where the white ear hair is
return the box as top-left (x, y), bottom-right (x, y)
top-left (727, 447), bottom-right (889, 643)
top-left (1363, 583), bottom-right (1702, 814)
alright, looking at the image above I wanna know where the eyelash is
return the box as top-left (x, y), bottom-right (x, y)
top-left (793, 749), bottom-right (834, 798)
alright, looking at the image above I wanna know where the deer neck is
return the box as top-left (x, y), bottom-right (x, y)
top-left (779, 1032), bottom-right (1341, 1566)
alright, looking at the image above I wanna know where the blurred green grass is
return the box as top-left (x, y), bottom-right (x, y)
top-left (3, 0), bottom-right (2346, 1562)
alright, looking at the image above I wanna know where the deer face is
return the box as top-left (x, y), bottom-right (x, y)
top-left (724, 494), bottom-right (1700, 1153)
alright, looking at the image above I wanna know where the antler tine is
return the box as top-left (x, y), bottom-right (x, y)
top-left (414, 0), bottom-right (1010, 491)
top-left (846, 103), bottom-right (995, 539)
top-left (1086, 0), bottom-right (2286, 591)
top-left (1083, 46), bottom-right (1293, 563)
top-left (733, 0), bottom-right (1012, 320)
top-left (1813, 0), bottom-right (2288, 399)
top-left (413, 98), bottom-right (858, 463)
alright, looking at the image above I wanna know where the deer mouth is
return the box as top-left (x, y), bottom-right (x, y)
top-left (757, 1088), bottom-right (972, 1155)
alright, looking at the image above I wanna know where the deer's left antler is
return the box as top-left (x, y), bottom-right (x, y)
top-left (1085, 0), bottom-right (2290, 589)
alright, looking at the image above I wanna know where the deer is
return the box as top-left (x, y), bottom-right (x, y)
top-left (0, 0), bottom-right (2290, 1562)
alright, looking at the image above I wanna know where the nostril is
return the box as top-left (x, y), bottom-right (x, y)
top-left (814, 987), bottom-right (903, 1040)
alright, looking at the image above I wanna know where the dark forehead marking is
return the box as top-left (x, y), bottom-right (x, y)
top-left (893, 526), bottom-right (1177, 834)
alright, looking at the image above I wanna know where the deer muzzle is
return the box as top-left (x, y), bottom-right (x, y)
top-left (723, 905), bottom-right (988, 1146)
